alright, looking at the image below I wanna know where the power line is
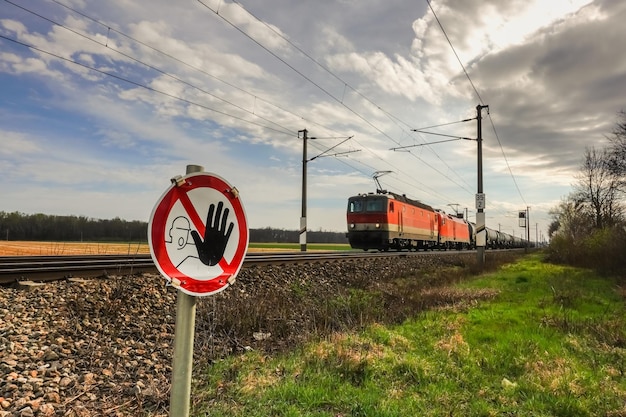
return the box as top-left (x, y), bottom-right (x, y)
top-left (197, 0), bottom-right (475, 196)
top-left (425, 0), bottom-right (484, 104)
top-left (54, 0), bottom-right (458, 198)
top-left (5, 0), bottom-right (294, 135)
top-left (46, 0), bottom-right (476, 202)
top-left (248, 0), bottom-right (476, 192)
top-left (413, 118), bottom-right (475, 131)
top-left (46, 0), bottom-right (350, 139)
top-left (8, 0), bottom-right (482, 208)
top-left (487, 113), bottom-right (527, 205)
top-left (40, 1), bottom-right (413, 194)
top-left (0, 33), bottom-right (296, 137)
top-left (5, 0), bottom-right (403, 202)
top-left (2, 4), bottom-right (403, 203)
top-left (13, 0), bottom-right (399, 185)
top-left (425, 0), bottom-right (527, 205)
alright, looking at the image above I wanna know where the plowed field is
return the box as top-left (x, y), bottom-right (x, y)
top-left (0, 241), bottom-right (151, 256)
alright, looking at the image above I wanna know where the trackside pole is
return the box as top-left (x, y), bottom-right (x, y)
top-left (476, 105), bottom-right (488, 270)
top-left (299, 129), bottom-right (308, 252)
top-left (170, 164), bottom-right (203, 417)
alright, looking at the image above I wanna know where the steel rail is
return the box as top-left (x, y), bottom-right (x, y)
top-left (0, 251), bottom-right (424, 284)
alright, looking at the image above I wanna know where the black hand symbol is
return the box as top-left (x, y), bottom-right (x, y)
top-left (191, 201), bottom-right (234, 266)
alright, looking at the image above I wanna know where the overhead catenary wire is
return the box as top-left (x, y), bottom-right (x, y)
top-left (0, 34), bottom-right (296, 138)
top-left (3, 0), bottom-right (297, 136)
top-left (46, 0), bottom-right (419, 190)
top-left (4, 1), bottom-right (437, 203)
top-left (195, 0), bottom-right (475, 197)
top-left (41, 0), bottom-right (477, 203)
top-left (3, 0), bottom-right (521, 221)
top-left (425, 0), bottom-right (527, 206)
top-left (487, 114), bottom-right (528, 205)
top-left (8, 0), bottom-right (387, 189)
top-left (36, 0), bottom-right (433, 198)
top-left (212, 0), bottom-right (476, 193)
top-left (0, 10), bottom-right (424, 208)
top-left (45, 0), bottom-right (350, 140)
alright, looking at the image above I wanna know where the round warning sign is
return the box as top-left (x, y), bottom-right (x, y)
top-left (148, 172), bottom-right (249, 296)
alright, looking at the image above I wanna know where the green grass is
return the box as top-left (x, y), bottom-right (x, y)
top-left (248, 242), bottom-right (353, 251)
top-left (191, 254), bottom-right (626, 416)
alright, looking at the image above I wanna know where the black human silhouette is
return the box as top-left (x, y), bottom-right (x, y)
top-left (191, 201), bottom-right (234, 266)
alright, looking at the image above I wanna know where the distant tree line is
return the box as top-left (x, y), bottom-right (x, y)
top-left (249, 227), bottom-right (347, 244)
top-left (548, 110), bottom-right (626, 272)
top-left (0, 212), bottom-right (348, 244)
top-left (0, 212), bottom-right (147, 242)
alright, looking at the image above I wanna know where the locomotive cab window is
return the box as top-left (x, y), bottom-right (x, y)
top-left (389, 202), bottom-right (394, 212)
top-left (365, 198), bottom-right (386, 212)
top-left (348, 199), bottom-right (364, 213)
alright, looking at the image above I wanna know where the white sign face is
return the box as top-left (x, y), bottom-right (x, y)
top-left (519, 211), bottom-right (527, 228)
top-left (148, 172), bottom-right (249, 296)
top-left (475, 193), bottom-right (486, 210)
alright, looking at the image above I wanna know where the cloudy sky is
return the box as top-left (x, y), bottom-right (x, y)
top-left (1, 0), bottom-right (624, 242)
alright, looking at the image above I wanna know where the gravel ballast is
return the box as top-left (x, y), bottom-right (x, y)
top-left (0, 252), bottom-right (516, 416)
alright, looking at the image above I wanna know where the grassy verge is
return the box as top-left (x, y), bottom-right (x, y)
top-left (190, 253), bottom-right (626, 416)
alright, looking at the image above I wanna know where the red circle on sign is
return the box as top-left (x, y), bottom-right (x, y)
top-left (148, 172), bottom-right (248, 296)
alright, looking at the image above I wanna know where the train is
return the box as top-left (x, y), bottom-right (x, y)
top-left (346, 189), bottom-right (529, 251)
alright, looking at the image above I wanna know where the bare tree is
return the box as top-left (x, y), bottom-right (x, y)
top-left (573, 147), bottom-right (622, 229)
top-left (607, 110), bottom-right (626, 191)
top-left (548, 196), bottom-right (593, 239)
top-left (549, 113), bottom-right (626, 270)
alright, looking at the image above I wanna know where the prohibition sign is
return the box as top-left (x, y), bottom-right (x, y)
top-left (148, 172), bottom-right (249, 296)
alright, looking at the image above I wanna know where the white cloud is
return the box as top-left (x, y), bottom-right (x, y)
top-left (0, 0), bottom-right (621, 238)
top-left (0, 131), bottom-right (42, 156)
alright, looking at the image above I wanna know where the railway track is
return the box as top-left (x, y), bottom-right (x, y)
top-left (0, 250), bottom-right (419, 284)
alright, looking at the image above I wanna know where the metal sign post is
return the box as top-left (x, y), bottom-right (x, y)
top-left (170, 164), bottom-right (202, 417)
top-left (170, 284), bottom-right (196, 416)
top-left (148, 164), bottom-right (249, 416)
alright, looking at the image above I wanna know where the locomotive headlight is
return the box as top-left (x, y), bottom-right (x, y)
top-left (375, 223), bottom-right (381, 229)
top-left (350, 223), bottom-right (355, 229)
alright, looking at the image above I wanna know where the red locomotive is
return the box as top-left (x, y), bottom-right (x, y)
top-left (346, 190), bottom-right (473, 251)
